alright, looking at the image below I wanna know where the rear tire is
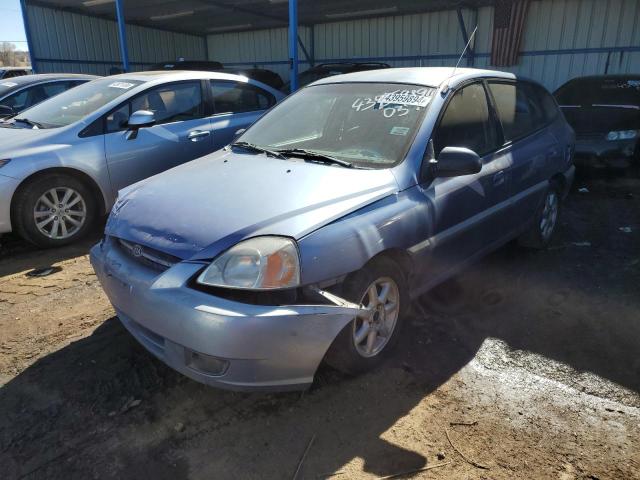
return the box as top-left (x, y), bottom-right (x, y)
top-left (518, 184), bottom-right (561, 249)
top-left (12, 174), bottom-right (97, 248)
top-left (324, 257), bottom-right (409, 375)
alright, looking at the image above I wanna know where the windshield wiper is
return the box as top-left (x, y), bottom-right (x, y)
top-left (13, 117), bottom-right (44, 129)
top-left (231, 141), bottom-right (286, 159)
top-left (277, 148), bottom-right (354, 168)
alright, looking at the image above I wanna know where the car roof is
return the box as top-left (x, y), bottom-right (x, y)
top-left (1, 73), bottom-right (98, 86)
top-left (0, 67), bottom-right (31, 71)
top-left (311, 67), bottom-right (516, 89)
top-left (110, 70), bottom-right (265, 83)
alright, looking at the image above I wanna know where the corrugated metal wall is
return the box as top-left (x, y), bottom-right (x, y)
top-left (206, 0), bottom-right (640, 91)
top-left (206, 27), bottom-right (312, 82)
top-left (26, 5), bottom-right (207, 76)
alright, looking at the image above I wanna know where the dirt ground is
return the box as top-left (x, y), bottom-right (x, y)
top-left (0, 172), bottom-right (639, 480)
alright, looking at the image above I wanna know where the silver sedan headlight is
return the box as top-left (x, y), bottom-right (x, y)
top-left (197, 236), bottom-right (301, 290)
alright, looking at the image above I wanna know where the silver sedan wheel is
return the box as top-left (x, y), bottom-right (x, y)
top-left (539, 190), bottom-right (559, 241)
top-left (352, 276), bottom-right (400, 358)
top-left (33, 187), bottom-right (87, 240)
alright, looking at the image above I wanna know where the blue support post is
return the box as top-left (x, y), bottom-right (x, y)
top-left (115, 0), bottom-right (130, 72)
top-left (288, 0), bottom-right (299, 92)
top-left (20, 0), bottom-right (37, 73)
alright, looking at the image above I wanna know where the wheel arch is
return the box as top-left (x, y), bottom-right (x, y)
top-left (367, 248), bottom-right (414, 283)
top-left (11, 167), bottom-right (108, 221)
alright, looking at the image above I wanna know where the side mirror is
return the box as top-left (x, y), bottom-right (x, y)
top-left (126, 110), bottom-right (156, 140)
top-left (433, 147), bottom-right (482, 178)
top-left (0, 105), bottom-right (14, 118)
top-left (128, 110), bottom-right (156, 128)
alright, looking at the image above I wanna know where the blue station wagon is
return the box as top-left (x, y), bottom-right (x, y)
top-left (91, 67), bottom-right (575, 391)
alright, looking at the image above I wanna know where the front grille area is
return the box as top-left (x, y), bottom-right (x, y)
top-left (115, 237), bottom-right (180, 272)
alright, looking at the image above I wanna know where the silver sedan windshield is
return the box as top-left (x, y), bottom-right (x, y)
top-left (14, 77), bottom-right (144, 128)
top-left (239, 82), bottom-right (435, 168)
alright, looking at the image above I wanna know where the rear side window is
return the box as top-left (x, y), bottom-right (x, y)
top-left (211, 81), bottom-right (275, 115)
top-left (488, 82), bottom-right (546, 142)
top-left (434, 83), bottom-right (498, 156)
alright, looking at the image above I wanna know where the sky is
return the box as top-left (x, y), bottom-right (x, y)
top-left (0, 0), bottom-right (28, 51)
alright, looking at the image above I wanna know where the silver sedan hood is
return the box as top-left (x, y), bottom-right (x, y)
top-left (106, 149), bottom-right (399, 260)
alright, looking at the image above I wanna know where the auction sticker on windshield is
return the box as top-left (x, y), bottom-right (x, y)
top-left (379, 90), bottom-right (432, 107)
top-left (109, 82), bottom-right (136, 90)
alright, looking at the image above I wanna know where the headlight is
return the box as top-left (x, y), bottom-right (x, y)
top-left (197, 236), bottom-right (300, 290)
top-left (606, 130), bottom-right (638, 141)
top-left (0, 159), bottom-right (10, 168)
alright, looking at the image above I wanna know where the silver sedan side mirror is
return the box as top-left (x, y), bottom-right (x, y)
top-left (128, 110), bottom-right (156, 128)
top-left (126, 110), bottom-right (156, 140)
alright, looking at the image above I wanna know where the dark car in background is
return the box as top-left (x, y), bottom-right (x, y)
top-left (149, 60), bottom-right (224, 71)
top-left (555, 75), bottom-right (640, 168)
top-left (0, 74), bottom-right (98, 119)
top-left (283, 62), bottom-right (391, 91)
top-left (0, 67), bottom-right (32, 79)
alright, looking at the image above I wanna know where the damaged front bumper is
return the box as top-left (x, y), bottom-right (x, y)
top-left (90, 237), bottom-right (363, 391)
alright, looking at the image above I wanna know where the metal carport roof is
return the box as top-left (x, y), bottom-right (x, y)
top-left (26, 0), bottom-right (495, 35)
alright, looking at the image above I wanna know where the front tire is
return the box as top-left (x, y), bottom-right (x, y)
top-left (12, 174), bottom-right (97, 248)
top-left (518, 184), bottom-right (561, 249)
top-left (324, 257), bottom-right (409, 375)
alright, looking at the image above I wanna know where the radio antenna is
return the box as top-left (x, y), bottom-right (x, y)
top-left (443, 25), bottom-right (478, 94)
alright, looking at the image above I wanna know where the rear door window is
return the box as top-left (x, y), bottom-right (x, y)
top-left (434, 82), bottom-right (499, 156)
top-left (211, 81), bottom-right (276, 114)
top-left (488, 81), bottom-right (546, 142)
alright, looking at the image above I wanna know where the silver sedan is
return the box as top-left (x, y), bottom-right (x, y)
top-left (0, 71), bottom-right (284, 247)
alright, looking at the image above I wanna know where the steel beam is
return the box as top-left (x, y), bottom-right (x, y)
top-left (20, 0), bottom-right (37, 72)
top-left (288, 0), bottom-right (299, 92)
top-left (456, 7), bottom-right (475, 67)
top-left (115, 0), bottom-right (130, 72)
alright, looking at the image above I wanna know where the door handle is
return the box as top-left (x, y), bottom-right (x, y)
top-left (188, 130), bottom-right (211, 141)
top-left (493, 170), bottom-right (505, 187)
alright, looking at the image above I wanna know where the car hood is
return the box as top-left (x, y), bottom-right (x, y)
top-left (106, 149), bottom-right (399, 260)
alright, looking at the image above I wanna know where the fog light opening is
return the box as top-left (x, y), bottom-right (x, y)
top-left (186, 350), bottom-right (229, 376)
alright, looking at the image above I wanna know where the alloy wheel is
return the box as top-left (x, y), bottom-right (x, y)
top-left (540, 190), bottom-right (559, 241)
top-left (33, 187), bottom-right (87, 240)
top-left (352, 276), bottom-right (400, 358)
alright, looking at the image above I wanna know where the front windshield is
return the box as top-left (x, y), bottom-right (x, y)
top-left (13, 77), bottom-right (144, 128)
top-left (240, 83), bottom-right (435, 168)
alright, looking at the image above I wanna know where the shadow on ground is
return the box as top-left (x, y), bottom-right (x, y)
top-left (0, 173), bottom-right (638, 479)
top-left (0, 228), bottom-right (103, 277)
